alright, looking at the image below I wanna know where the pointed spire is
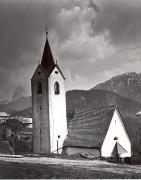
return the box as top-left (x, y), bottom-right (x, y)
top-left (41, 28), bottom-right (55, 73)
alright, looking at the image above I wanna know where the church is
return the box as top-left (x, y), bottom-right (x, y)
top-left (31, 33), bottom-right (131, 158)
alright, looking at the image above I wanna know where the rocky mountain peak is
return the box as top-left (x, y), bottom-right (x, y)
top-left (91, 72), bottom-right (141, 103)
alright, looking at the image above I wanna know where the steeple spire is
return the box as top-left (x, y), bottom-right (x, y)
top-left (41, 27), bottom-right (55, 73)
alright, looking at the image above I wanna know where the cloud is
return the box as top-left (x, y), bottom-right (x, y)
top-left (0, 0), bottom-right (102, 99)
top-left (93, 0), bottom-right (141, 48)
top-left (65, 68), bottom-right (92, 90)
top-left (55, 29), bottom-right (115, 63)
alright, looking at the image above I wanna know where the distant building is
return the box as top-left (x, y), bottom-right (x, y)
top-left (0, 112), bottom-right (10, 123)
top-left (136, 111), bottom-right (141, 116)
top-left (0, 116), bottom-right (32, 141)
top-left (18, 117), bottom-right (32, 140)
top-left (19, 117), bottom-right (32, 128)
top-left (31, 33), bottom-right (68, 154)
top-left (64, 106), bottom-right (131, 158)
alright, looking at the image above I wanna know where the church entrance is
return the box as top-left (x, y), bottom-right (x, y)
top-left (111, 142), bottom-right (127, 162)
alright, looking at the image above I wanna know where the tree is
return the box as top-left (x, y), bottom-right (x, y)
top-left (1, 117), bottom-right (30, 154)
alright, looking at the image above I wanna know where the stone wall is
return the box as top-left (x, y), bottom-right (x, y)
top-left (31, 67), bottom-right (50, 154)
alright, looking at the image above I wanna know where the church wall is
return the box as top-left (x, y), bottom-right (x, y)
top-left (40, 79), bottom-right (50, 154)
top-left (32, 80), bottom-right (40, 154)
top-left (101, 109), bottom-right (131, 158)
top-left (49, 67), bottom-right (68, 153)
top-left (32, 74), bottom-right (51, 154)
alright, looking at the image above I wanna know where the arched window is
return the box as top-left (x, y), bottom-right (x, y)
top-left (37, 82), bottom-right (42, 94)
top-left (54, 81), bottom-right (60, 94)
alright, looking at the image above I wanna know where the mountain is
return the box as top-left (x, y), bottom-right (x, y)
top-left (1, 96), bottom-right (32, 114)
top-left (11, 106), bottom-right (32, 117)
top-left (1, 72), bottom-right (141, 119)
top-left (3, 89), bottom-right (141, 120)
top-left (12, 86), bottom-right (27, 101)
top-left (91, 72), bottom-right (141, 103)
top-left (66, 89), bottom-right (141, 117)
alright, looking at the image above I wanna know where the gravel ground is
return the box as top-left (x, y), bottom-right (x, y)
top-left (0, 156), bottom-right (141, 178)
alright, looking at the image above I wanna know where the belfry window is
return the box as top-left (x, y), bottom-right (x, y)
top-left (37, 82), bottom-right (42, 94)
top-left (54, 81), bottom-right (60, 94)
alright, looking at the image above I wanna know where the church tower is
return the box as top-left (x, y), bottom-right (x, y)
top-left (31, 33), bottom-right (68, 154)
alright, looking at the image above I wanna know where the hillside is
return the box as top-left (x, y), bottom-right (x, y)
top-left (123, 115), bottom-right (141, 153)
top-left (1, 88), bottom-right (141, 119)
top-left (1, 96), bottom-right (32, 114)
top-left (66, 89), bottom-right (141, 116)
top-left (92, 72), bottom-right (141, 103)
top-left (1, 72), bottom-right (141, 119)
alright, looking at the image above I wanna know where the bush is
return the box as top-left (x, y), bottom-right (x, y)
top-left (131, 156), bottom-right (141, 164)
top-left (124, 156), bottom-right (141, 164)
top-left (124, 157), bottom-right (131, 164)
top-left (14, 139), bottom-right (32, 154)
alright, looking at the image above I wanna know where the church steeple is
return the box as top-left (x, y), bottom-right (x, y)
top-left (41, 30), bottom-right (55, 73)
top-left (31, 29), bottom-right (68, 155)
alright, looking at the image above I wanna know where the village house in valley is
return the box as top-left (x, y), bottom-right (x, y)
top-left (31, 33), bottom-right (132, 158)
top-left (0, 112), bottom-right (10, 123)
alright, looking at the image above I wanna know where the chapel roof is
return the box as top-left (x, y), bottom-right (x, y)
top-left (64, 106), bottom-right (116, 148)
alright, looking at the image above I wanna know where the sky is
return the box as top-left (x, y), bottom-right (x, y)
top-left (1, 0), bottom-right (141, 100)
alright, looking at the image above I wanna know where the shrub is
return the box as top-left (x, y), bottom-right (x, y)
top-left (14, 139), bottom-right (32, 154)
top-left (124, 157), bottom-right (131, 164)
top-left (131, 156), bottom-right (141, 164)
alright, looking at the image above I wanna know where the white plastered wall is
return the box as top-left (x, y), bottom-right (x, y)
top-left (101, 109), bottom-right (131, 157)
top-left (49, 67), bottom-right (68, 153)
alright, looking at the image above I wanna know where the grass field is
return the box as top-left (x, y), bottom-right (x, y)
top-left (0, 156), bottom-right (141, 178)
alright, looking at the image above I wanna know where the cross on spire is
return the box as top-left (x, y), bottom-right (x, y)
top-left (46, 25), bottom-right (48, 38)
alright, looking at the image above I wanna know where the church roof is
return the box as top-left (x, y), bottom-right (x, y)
top-left (64, 106), bottom-right (116, 148)
top-left (41, 37), bottom-right (55, 74)
top-left (39, 37), bottom-right (65, 79)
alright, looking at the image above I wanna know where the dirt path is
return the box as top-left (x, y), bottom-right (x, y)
top-left (0, 156), bottom-right (141, 175)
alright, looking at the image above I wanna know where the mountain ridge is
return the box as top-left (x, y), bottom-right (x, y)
top-left (91, 72), bottom-right (141, 103)
top-left (66, 89), bottom-right (141, 116)
top-left (7, 89), bottom-right (141, 119)
top-left (1, 72), bottom-right (141, 118)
